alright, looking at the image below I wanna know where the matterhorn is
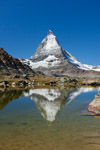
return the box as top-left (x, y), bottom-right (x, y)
top-left (20, 30), bottom-right (100, 78)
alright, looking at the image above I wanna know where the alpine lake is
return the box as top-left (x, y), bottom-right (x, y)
top-left (0, 86), bottom-right (100, 150)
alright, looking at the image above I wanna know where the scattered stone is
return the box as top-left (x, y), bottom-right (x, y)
top-left (18, 80), bottom-right (27, 86)
top-left (28, 82), bottom-right (31, 85)
top-left (12, 82), bottom-right (16, 87)
top-left (0, 81), bottom-right (8, 88)
top-left (50, 81), bottom-right (56, 86)
top-left (0, 82), bottom-right (6, 88)
top-left (91, 82), bottom-right (100, 86)
top-left (81, 80), bottom-right (100, 85)
top-left (13, 75), bottom-right (20, 78)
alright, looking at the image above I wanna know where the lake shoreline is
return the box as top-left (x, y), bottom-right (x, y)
top-left (0, 75), bottom-right (100, 90)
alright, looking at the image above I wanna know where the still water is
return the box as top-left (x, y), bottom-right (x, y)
top-left (0, 87), bottom-right (100, 150)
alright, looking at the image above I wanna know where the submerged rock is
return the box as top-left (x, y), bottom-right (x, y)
top-left (88, 93), bottom-right (100, 114)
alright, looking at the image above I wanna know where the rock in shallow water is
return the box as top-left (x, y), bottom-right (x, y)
top-left (88, 93), bottom-right (100, 115)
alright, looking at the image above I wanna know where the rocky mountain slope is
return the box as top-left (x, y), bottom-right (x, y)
top-left (0, 48), bottom-right (36, 76)
top-left (20, 30), bottom-right (100, 78)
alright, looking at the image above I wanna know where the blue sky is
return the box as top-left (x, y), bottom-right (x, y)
top-left (0, 0), bottom-right (100, 65)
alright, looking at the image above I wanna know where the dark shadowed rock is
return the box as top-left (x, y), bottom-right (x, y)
top-left (0, 48), bottom-right (37, 76)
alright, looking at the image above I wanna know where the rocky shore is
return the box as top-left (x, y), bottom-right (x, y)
top-left (0, 75), bottom-right (100, 89)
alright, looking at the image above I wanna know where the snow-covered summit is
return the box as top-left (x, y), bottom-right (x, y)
top-left (42, 30), bottom-right (60, 51)
top-left (20, 30), bottom-right (100, 76)
top-left (47, 30), bottom-right (53, 35)
top-left (30, 30), bottom-right (61, 60)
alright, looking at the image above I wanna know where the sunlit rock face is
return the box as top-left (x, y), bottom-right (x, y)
top-left (88, 93), bottom-right (100, 115)
top-left (23, 87), bottom-right (100, 123)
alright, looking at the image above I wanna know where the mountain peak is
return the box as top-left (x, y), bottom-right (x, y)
top-left (40, 30), bottom-right (60, 52)
top-left (29, 30), bottom-right (61, 61)
top-left (47, 30), bottom-right (53, 35)
top-left (21, 31), bottom-right (100, 77)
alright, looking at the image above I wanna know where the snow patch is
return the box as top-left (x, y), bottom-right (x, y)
top-left (21, 55), bottom-right (60, 69)
top-left (41, 32), bottom-right (60, 50)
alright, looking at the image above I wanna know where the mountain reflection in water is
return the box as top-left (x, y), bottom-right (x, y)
top-left (23, 87), bottom-right (100, 123)
top-left (0, 89), bottom-right (24, 110)
top-left (0, 87), bottom-right (99, 124)
top-left (0, 87), bottom-right (100, 150)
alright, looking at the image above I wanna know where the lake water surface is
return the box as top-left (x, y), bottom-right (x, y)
top-left (0, 87), bottom-right (100, 150)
